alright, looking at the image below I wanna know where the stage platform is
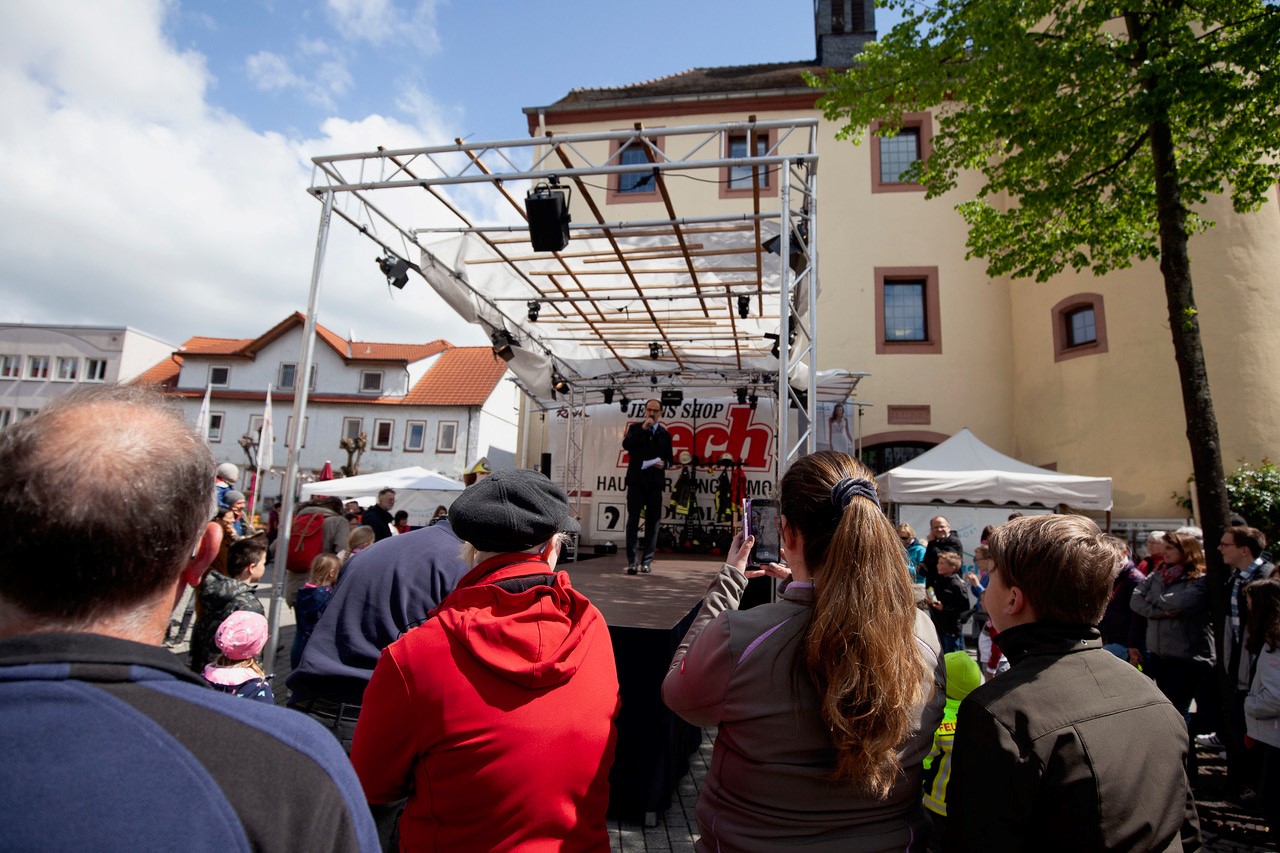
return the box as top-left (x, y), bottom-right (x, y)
top-left (563, 552), bottom-right (773, 820)
top-left (564, 553), bottom-right (725, 629)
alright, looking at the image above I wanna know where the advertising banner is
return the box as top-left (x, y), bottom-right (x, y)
top-left (548, 396), bottom-right (784, 545)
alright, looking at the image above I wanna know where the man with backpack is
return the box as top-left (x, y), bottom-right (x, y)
top-left (284, 496), bottom-right (349, 606)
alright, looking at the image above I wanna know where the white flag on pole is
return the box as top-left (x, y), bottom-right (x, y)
top-left (196, 383), bottom-right (212, 445)
top-left (259, 385), bottom-right (275, 472)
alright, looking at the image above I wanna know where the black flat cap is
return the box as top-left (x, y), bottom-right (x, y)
top-left (449, 468), bottom-right (580, 553)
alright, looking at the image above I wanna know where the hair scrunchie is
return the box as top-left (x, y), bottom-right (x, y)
top-left (831, 477), bottom-right (880, 510)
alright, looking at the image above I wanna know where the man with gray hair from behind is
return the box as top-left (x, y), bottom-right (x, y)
top-left (0, 384), bottom-right (377, 852)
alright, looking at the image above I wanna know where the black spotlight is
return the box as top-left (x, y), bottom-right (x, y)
top-left (526, 177), bottom-right (572, 253)
top-left (490, 329), bottom-right (518, 363)
top-left (618, 393), bottom-right (629, 413)
top-left (376, 254), bottom-right (414, 289)
top-left (527, 300), bottom-right (542, 322)
top-left (649, 342), bottom-right (661, 360)
top-left (737, 295), bottom-right (750, 319)
top-left (661, 389), bottom-right (683, 408)
top-left (764, 332), bottom-right (781, 359)
top-left (603, 388), bottom-right (614, 405)
top-left (736, 387), bottom-right (748, 405)
top-left (748, 394), bottom-right (759, 411)
top-left (552, 372), bottom-right (571, 394)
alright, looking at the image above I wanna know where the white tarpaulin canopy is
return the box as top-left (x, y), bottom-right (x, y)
top-left (878, 428), bottom-right (1113, 511)
top-left (300, 466), bottom-right (466, 526)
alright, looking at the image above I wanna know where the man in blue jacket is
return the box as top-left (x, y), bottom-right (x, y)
top-left (0, 384), bottom-right (378, 852)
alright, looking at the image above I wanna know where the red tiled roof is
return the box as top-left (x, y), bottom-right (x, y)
top-left (132, 355), bottom-right (183, 388)
top-left (542, 61), bottom-right (819, 107)
top-left (176, 314), bottom-right (451, 365)
top-left (405, 347), bottom-right (510, 406)
top-left (181, 336), bottom-right (254, 355)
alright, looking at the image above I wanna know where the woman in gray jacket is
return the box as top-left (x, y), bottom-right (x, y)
top-left (1130, 529), bottom-right (1214, 719)
top-left (663, 452), bottom-right (945, 852)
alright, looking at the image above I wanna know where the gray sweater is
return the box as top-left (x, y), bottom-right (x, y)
top-left (663, 566), bottom-right (945, 852)
top-left (1130, 569), bottom-right (1214, 664)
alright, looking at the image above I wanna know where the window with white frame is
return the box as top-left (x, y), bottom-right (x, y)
top-left (285, 416), bottom-right (309, 448)
top-left (360, 370), bottom-right (384, 394)
top-left (17, 409), bottom-right (38, 421)
top-left (208, 412), bottom-right (225, 443)
top-left (372, 419), bottom-right (394, 450)
top-left (1, 356), bottom-right (20, 378)
top-left (0, 410), bottom-right (11, 428)
top-left (249, 414), bottom-right (264, 442)
top-left (437, 421), bottom-right (458, 453)
top-left (55, 357), bottom-right (79, 381)
top-left (405, 420), bottom-right (426, 452)
top-left (342, 417), bottom-right (363, 441)
top-left (278, 363), bottom-right (297, 390)
top-left (27, 356), bottom-right (50, 380)
top-left (84, 358), bottom-right (108, 381)
top-left (209, 365), bottom-right (230, 387)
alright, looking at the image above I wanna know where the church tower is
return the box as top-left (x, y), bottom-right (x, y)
top-left (815, 0), bottom-right (877, 66)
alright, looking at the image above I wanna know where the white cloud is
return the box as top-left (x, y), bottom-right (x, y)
top-left (0, 0), bottom-right (486, 350)
top-left (326, 0), bottom-right (440, 53)
top-left (245, 48), bottom-right (352, 111)
top-left (246, 51), bottom-right (303, 92)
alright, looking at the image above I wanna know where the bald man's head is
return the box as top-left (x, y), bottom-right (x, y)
top-left (0, 385), bottom-right (214, 624)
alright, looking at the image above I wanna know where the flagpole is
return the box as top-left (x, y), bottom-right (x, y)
top-left (196, 382), bottom-right (212, 446)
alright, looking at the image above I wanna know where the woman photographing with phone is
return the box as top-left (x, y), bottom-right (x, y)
top-left (663, 451), bottom-right (945, 851)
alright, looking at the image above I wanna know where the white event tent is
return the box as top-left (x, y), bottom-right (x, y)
top-left (300, 466), bottom-right (465, 527)
top-left (879, 428), bottom-right (1113, 511)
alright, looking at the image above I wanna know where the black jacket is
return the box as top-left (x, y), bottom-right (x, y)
top-left (923, 532), bottom-right (963, 588)
top-left (622, 422), bottom-right (673, 489)
top-left (946, 621), bottom-right (1201, 852)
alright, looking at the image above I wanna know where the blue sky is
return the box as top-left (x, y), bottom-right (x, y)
top-left (1, 0), bottom-right (898, 347)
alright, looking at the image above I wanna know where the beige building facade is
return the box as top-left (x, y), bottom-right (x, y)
top-left (520, 9), bottom-right (1280, 527)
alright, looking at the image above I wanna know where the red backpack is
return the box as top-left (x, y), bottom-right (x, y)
top-left (287, 513), bottom-right (326, 573)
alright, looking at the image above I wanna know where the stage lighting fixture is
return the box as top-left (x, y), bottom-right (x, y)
top-left (660, 389), bottom-right (683, 408)
top-left (527, 300), bottom-right (542, 322)
top-left (650, 375), bottom-right (658, 385)
top-left (618, 393), bottom-right (629, 413)
top-left (737, 295), bottom-right (750, 319)
top-left (376, 254), bottom-right (413, 289)
top-left (764, 332), bottom-right (781, 359)
top-left (552, 372), bottom-right (571, 394)
top-left (525, 177), bottom-right (572, 253)
top-left (603, 388), bottom-right (614, 405)
top-left (649, 342), bottom-right (661, 360)
top-left (736, 387), bottom-right (748, 405)
top-left (749, 394), bottom-right (759, 411)
top-left (490, 329), bottom-right (518, 362)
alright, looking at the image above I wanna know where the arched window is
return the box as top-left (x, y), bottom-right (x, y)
top-left (1051, 293), bottom-right (1108, 362)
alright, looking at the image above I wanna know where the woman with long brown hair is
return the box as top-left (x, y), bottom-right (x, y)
top-left (1131, 529), bottom-right (1215, 718)
top-left (663, 451), bottom-right (945, 851)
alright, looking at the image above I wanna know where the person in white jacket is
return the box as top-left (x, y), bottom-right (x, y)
top-left (1243, 576), bottom-right (1280, 846)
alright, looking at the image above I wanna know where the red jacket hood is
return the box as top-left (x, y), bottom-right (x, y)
top-left (429, 554), bottom-right (604, 690)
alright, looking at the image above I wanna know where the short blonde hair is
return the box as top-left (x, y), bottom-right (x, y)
top-left (309, 553), bottom-right (341, 586)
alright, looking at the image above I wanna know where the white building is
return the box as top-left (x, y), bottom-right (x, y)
top-left (135, 313), bottom-right (519, 496)
top-left (0, 323), bottom-right (176, 427)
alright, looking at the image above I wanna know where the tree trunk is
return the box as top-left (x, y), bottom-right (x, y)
top-left (1126, 13), bottom-right (1231, 635)
top-left (1148, 117), bottom-right (1230, 625)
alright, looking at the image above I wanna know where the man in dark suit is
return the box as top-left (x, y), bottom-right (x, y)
top-left (621, 399), bottom-right (674, 575)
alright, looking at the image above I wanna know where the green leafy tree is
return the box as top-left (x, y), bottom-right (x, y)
top-left (1179, 460), bottom-right (1280, 546)
top-left (810, 0), bottom-right (1280, 610)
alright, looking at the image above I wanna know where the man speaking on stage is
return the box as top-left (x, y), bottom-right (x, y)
top-left (621, 399), bottom-right (674, 575)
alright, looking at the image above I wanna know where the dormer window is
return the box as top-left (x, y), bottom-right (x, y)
top-left (360, 370), bottom-right (384, 394)
top-left (209, 365), bottom-right (230, 387)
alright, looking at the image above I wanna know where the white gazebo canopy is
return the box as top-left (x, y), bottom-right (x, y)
top-left (878, 428), bottom-right (1113, 511)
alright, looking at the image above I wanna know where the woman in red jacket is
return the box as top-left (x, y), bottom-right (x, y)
top-left (350, 469), bottom-right (619, 852)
